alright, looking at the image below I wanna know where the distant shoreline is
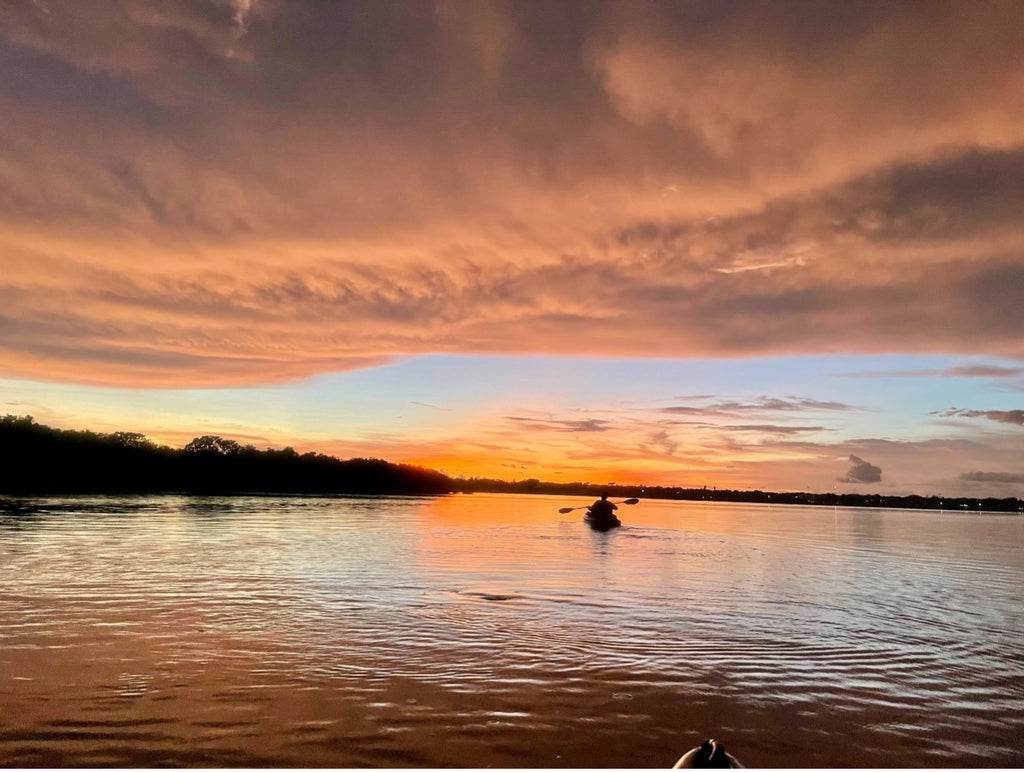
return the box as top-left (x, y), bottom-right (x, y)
top-left (455, 481), bottom-right (1024, 514)
top-left (2, 415), bottom-right (1021, 513)
top-left (3, 487), bottom-right (1022, 516)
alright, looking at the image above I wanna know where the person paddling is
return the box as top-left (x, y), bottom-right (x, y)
top-left (588, 492), bottom-right (618, 520)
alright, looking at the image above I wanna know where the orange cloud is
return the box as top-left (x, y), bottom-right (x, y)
top-left (2, 2), bottom-right (1024, 387)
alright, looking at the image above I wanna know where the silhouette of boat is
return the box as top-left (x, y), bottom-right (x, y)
top-left (584, 512), bottom-right (621, 530)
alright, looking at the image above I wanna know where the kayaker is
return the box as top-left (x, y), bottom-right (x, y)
top-left (588, 492), bottom-right (618, 519)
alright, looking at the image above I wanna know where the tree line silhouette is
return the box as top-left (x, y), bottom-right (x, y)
top-left (0, 415), bottom-right (453, 495)
top-left (457, 477), bottom-right (1024, 513)
top-left (3, 415), bottom-right (1020, 511)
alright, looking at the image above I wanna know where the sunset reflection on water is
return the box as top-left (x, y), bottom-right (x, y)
top-left (1, 494), bottom-right (1022, 767)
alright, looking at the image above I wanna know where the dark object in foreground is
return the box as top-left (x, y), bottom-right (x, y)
top-left (584, 512), bottom-right (621, 530)
top-left (674, 739), bottom-right (743, 768)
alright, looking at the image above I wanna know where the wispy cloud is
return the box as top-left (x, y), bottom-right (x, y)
top-left (504, 416), bottom-right (612, 433)
top-left (712, 251), bottom-right (810, 275)
top-left (843, 365), bottom-right (1024, 379)
top-left (660, 396), bottom-right (856, 416)
top-left (644, 429), bottom-right (678, 456)
top-left (934, 408), bottom-right (1024, 426)
top-left (722, 424), bottom-right (828, 435)
top-left (960, 471), bottom-right (1024, 484)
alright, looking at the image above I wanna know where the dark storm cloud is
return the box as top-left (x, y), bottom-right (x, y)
top-left (837, 454), bottom-right (882, 484)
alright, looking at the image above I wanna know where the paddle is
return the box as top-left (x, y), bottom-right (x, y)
top-left (558, 497), bottom-right (639, 514)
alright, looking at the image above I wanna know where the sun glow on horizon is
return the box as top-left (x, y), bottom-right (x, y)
top-left (4, 351), bottom-right (1023, 497)
top-left (2, 3), bottom-right (1024, 497)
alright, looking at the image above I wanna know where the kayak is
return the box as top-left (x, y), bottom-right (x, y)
top-left (584, 513), bottom-right (621, 530)
top-left (673, 739), bottom-right (742, 768)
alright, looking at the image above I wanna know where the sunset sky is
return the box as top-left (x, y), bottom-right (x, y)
top-left (2, 0), bottom-right (1024, 495)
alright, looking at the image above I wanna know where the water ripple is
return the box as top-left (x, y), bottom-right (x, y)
top-left (1, 494), bottom-right (1022, 767)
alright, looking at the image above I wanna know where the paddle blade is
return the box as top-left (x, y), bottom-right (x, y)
top-left (621, 498), bottom-right (640, 505)
top-left (557, 507), bottom-right (575, 514)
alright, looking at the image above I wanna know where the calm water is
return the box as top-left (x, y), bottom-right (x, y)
top-left (1, 493), bottom-right (1022, 768)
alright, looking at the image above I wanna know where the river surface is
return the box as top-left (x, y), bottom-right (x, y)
top-left (1, 493), bottom-right (1022, 768)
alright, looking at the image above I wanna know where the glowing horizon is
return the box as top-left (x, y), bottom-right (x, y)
top-left (5, 352), bottom-right (1024, 496)
top-left (2, 2), bottom-right (1023, 496)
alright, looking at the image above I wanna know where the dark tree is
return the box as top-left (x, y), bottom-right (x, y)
top-left (0, 416), bottom-right (453, 496)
